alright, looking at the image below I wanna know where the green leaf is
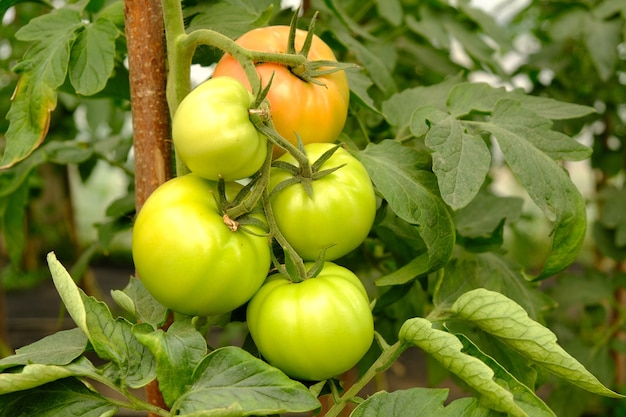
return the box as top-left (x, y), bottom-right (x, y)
top-left (405, 7), bottom-right (450, 50)
top-left (185, 0), bottom-right (276, 40)
top-left (47, 253), bottom-right (155, 389)
top-left (450, 288), bottom-right (625, 398)
top-left (354, 141), bottom-right (455, 284)
top-left (82, 297), bottom-right (156, 389)
top-left (112, 276), bottom-right (169, 328)
top-left (434, 251), bottom-right (553, 322)
top-left (346, 67), bottom-right (380, 114)
top-left (455, 193), bottom-right (523, 239)
top-left (351, 387), bottom-right (492, 417)
top-left (422, 116), bottom-right (491, 209)
top-left (171, 346), bottom-right (320, 415)
top-left (134, 319), bottom-right (207, 407)
top-left (382, 73), bottom-right (463, 128)
top-left (0, 0), bottom-right (51, 19)
top-left (473, 99), bottom-right (588, 278)
top-left (333, 30), bottom-right (397, 98)
top-left (0, 179), bottom-right (29, 265)
top-left (0, 378), bottom-right (117, 417)
top-left (69, 18), bottom-right (119, 95)
top-left (0, 328), bottom-right (87, 371)
top-left (447, 82), bottom-right (596, 120)
top-left (375, 0), bottom-right (402, 26)
top-left (583, 14), bottom-right (622, 81)
top-left (458, 1), bottom-right (513, 51)
top-left (2, 8), bottom-right (83, 168)
top-left (399, 317), bottom-right (527, 417)
top-left (457, 334), bottom-right (556, 417)
top-left (0, 356), bottom-right (98, 394)
top-left (443, 18), bottom-right (496, 69)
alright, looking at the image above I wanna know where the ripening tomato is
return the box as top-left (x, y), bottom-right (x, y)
top-left (172, 76), bottom-right (267, 181)
top-left (131, 174), bottom-right (271, 317)
top-left (269, 142), bottom-right (377, 261)
top-left (213, 26), bottom-right (350, 155)
top-left (246, 262), bottom-right (374, 381)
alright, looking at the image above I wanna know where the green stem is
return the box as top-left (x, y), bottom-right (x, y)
top-left (324, 340), bottom-right (408, 417)
top-left (225, 140), bottom-right (274, 220)
top-left (86, 373), bottom-right (170, 417)
top-left (261, 188), bottom-right (307, 283)
top-left (180, 29), bottom-right (307, 97)
top-left (253, 120), bottom-right (313, 178)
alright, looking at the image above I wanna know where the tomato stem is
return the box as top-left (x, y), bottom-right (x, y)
top-left (324, 340), bottom-right (408, 417)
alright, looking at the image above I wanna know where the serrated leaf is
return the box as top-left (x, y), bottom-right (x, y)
top-left (350, 388), bottom-right (448, 417)
top-left (457, 333), bottom-right (556, 417)
top-left (382, 73), bottom-right (463, 128)
top-left (454, 193), bottom-right (523, 240)
top-left (134, 319), bottom-right (207, 407)
top-left (47, 253), bottom-right (156, 388)
top-left (423, 116), bottom-right (491, 209)
top-left (185, 0), bottom-right (276, 40)
top-left (0, 378), bottom-right (117, 417)
top-left (399, 317), bottom-right (527, 417)
top-left (0, 356), bottom-right (97, 394)
top-left (82, 296), bottom-right (156, 389)
top-left (0, 328), bottom-right (87, 371)
top-left (450, 288), bottom-right (625, 399)
top-left (447, 82), bottom-right (596, 120)
top-left (434, 251), bottom-right (553, 324)
top-left (2, 8), bottom-right (83, 168)
top-left (473, 99), bottom-right (588, 278)
top-left (171, 346), bottom-right (320, 415)
top-left (115, 276), bottom-right (169, 327)
top-left (583, 14), bottom-right (622, 81)
top-left (69, 18), bottom-right (119, 95)
top-left (354, 141), bottom-right (455, 284)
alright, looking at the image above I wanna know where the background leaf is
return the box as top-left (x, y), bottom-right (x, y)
top-left (399, 317), bottom-right (527, 417)
top-left (451, 288), bottom-right (624, 398)
top-left (0, 378), bottom-right (117, 417)
top-left (172, 346), bottom-right (320, 415)
top-left (354, 141), bottom-right (455, 283)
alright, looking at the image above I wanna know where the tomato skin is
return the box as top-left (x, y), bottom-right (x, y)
top-left (269, 143), bottom-right (376, 261)
top-left (213, 26), bottom-right (350, 154)
top-left (131, 174), bottom-right (271, 317)
top-left (172, 76), bottom-right (267, 181)
top-left (246, 262), bottom-right (374, 381)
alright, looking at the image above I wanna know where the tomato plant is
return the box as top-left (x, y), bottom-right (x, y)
top-left (269, 142), bottom-right (377, 261)
top-left (2, 1), bottom-right (626, 417)
top-left (246, 262), bottom-right (374, 381)
top-left (172, 76), bottom-right (267, 181)
top-left (131, 174), bottom-right (270, 317)
top-left (213, 25), bottom-right (350, 154)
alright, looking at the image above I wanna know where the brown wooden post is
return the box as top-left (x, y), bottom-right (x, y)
top-left (124, 0), bottom-right (173, 413)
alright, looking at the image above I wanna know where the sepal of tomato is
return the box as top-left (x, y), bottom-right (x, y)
top-left (172, 76), bottom-right (267, 181)
top-left (269, 143), bottom-right (376, 261)
top-left (213, 26), bottom-right (350, 155)
top-left (246, 262), bottom-right (374, 381)
top-left (131, 174), bottom-right (271, 317)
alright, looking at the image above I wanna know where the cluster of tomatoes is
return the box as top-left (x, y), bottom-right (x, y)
top-left (131, 26), bottom-right (377, 381)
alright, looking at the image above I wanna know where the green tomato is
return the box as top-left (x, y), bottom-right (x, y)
top-left (269, 143), bottom-right (376, 261)
top-left (172, 76), bottom-right (267, 181)
top-left (131, 174), bottom-right (270, 317)
top-left (246, 262), bottom-right (374, 381)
